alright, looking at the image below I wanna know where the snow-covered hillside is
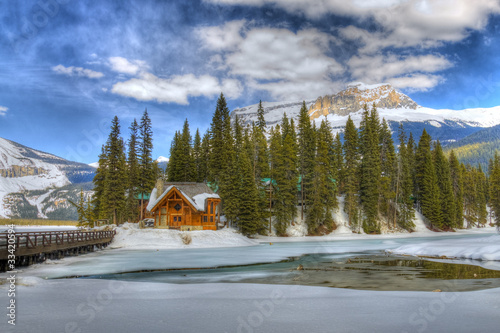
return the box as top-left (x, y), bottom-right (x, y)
top-left (0, 137), bottom-right (95, 218)
top-left (230, 83), bottom-right (500, 140)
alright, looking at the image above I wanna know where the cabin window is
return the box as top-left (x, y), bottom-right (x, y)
top-left (210, 216), bottom-right (213, 222)
top-left (173, 217), bottom-right (177, 222)
top-left (203, 216), bottom-right (207, 222)
top-left (178, 216), bottom-right (182, 222)
top-left (174, 203), bottom-right (181, 211)
top-left (210, 201), bottom-right (214, 214)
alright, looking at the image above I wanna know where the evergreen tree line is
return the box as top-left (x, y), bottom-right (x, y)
top-left (166, 95), bottom-right (500, 235)
top-left (89, 110), bottom-right (159, 225)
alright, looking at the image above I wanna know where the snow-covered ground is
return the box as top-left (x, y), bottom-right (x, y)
top-left (1, 279), bottom-right (499, 333)
top-left (388, 235), bottom-right (500, 261)
top-left (1, 224), bottom-right (499, 333)
top-left (111, 223), bottom-right (258, 250)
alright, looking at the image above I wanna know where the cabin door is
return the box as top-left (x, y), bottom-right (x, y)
top-left (170, 214), bottom-right (182, 228)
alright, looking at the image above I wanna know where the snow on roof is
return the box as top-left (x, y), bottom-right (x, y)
top-left (146, 183), bottom-right (220, 212)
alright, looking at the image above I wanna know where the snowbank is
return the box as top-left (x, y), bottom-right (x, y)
top-left (388, 235), bottom-right (500, 261)
top-left (110, 223), bottom-right (259, 249)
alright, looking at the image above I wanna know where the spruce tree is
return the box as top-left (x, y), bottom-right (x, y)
top-left (359, 105), bottom-right (381, 233)
top-left (476, 164), bottom-right (488, 226)
top-left (193, 129), bottom-right (203, 182)
top-left (332, 133), bottom-right (344, 192)
top-left (489, 152), bottom-right (500, 228)
top-left (396, 123), bottom-right (415, 230)
top-left (138, 109), bottom-right (156, 220)
top-left (208, 93), bottom-right (233, 185)
top-left (102, 116), bottom-right (127, 225)
top-left (92, 145), bottom-right (108, 219)
top-left (415, 129), bottom-right (442, 229)
top-left (379, 118), bottom-right (396, 223)
top-left (297, 101), bottom-right (316, 221)
top-left (449, 150), bottom-right (464, 228)
top-left (433, 141), bottom-right (456, 229)
top-left (237, 149), bottom-right (265, 236)
top-left (179, 119), bottom-right (196, 181)
top-left (125, 119), bottom-right (140, 222)
top-left (306, 118), bottom-right (337, 234)
top-left (343, 116), bottom-right (360, 229)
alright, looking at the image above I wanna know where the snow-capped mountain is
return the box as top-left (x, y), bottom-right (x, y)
top-left (231, 82), bottom-right (500, 144)
top-left (0, 137), bottom-right (95, 218)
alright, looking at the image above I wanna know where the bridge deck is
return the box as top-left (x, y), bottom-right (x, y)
top-left (0, 230), bottom-right (115, 260)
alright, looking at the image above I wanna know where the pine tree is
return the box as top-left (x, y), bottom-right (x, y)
top-left (208, 93), bottom-right (233, 185)
top-left (92, 145), bottom-right (108, 219)
top-left (138, 109), bottom-right (156, 220)
top-left (297, 101), bottom-right (316, 221)
top-left (306, 118), bottom-right (337, 234)
top-left (272, 114), bottom-right (299, 235)
top-left (102, 116), bottom-right (127, 225)
top-left (379, 118), bottom-right (396, 223)
top-left (179, 119), bottom-right (196, 181)
top-left (359, 105), bottom-right (381, 233)
top-left (449, 150), bottom-right (464, 228)
top-left (166, 131), bottom-right (182, 181)
top-left (433, 141), bottom-right (456, 230)
top-left (332, 133), bottom-right (344, 192)
top-left (415, 129), bottom-right (442, 229)
top-left (462, 164), bottom-right (478, 227)
top-left (199, 130), bottom-right (211, 183)
top-left (489, 152), bottom-right (500, 228)
top-left (476, 164), bottom-right (488, 226)
top-left (193, 129), bottom-right (204, 182)
top-left (343, 116), bottom-right (360, 229)
top-left (125, 119), bottom-right (140, 222)
top-left (237, 149), bottom-right (265, 236)
top-left (396, 123), bottom-right (415, 230)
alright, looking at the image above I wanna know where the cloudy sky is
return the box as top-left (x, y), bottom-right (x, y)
top-left (1, 0), bottom-right (500, 163)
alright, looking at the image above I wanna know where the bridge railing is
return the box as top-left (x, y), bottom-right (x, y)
top-left (0, 230), bottom-right (116, 250)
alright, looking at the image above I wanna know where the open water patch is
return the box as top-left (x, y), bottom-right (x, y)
top-left (76, 252), bottom-right (500, 292)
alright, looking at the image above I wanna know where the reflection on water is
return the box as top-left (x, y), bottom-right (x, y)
top-left (80, 253), bottom-right (500, 292)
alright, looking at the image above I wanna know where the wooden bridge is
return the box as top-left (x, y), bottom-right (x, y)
top-left (0, 229), bottom-right (116, 272)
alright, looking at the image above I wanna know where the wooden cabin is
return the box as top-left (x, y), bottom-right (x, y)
top-left (146, 182), bottom-right (221, 231)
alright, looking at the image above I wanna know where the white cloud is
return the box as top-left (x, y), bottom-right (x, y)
top-left (387, 74), bottom-right (445, 92)
top-left (348, 54), bottom-right (453, 90)
top-left (198, 21), bottom-right (344, 100)
top-left (111, 72), bottom-right (242, 104)
top-left (108, 57), bottom-right (149, 75)
top-left (52, 65), bottom-right (104, 79)
top-left (207, 0), bottom-right (500, 51)
top-left (0, 106), bottom-right (8, 116)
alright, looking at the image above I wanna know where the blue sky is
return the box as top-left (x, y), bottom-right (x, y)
top-left (1, 0), bottom-right (500, 163)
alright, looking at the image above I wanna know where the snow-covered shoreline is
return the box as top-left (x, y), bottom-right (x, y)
top-left (388, 235), bottom-right (500, 261)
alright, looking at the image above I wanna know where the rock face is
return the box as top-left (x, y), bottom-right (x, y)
top-left (308, 83), bottom-right (418, 119)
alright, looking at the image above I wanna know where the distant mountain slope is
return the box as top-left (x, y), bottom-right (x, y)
top-left (0, 137), bottom-right (95, 218)
top-left (230, 82), bottom-right (500, 147)
top-left (443, 125), bottom-right (500, 169)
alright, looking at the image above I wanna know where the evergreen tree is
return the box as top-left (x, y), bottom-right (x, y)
top-left (396, 123), bottom-right (415, 230)
top-left (415, 129), bottom-right (442, 229)
top-left (433, 141), bottom-right (456, 229)
top-left (102, 116), bottom-right (127, 225)
top-left (256, 100), bottom-right (266, 131)
top-left (489, 152), bottom-right (500, 228)
top-left (208, 93), bottom-right (233, 185)
top-left (138, 109), bottom-right (156, 220)
top-left (297, 101), bottom-right (316, 221)
top-left (359, 105), bottom-right (381, 233)
top-left (462, 164), bottom-right (478, 227)
top-left (476, 164), bottom-right (488, 226)
top-left (92, 145), bottom-right (108, 219)
top-left (272, 114), bottom-right (299, 235)
top-left (379, 118), bottom-right (396, 222)
top-left (343, 116), bottom-right (360, 229)
top-left (237, 149), bottom-right (265, 236)
top-left (332, 133), bottom-right (344, 192)
top-left (449, 150), bottom-right (464, 228)
top-left (125, 119), bottom-right (140, 222)
top-left (166, 131), bottom-right (182, 181)
top-left (179, 119), bottom-right (196, 181)
top-left (193, 129), bottom-right (204, 182)
top-left (306, 118), bottom-right (337, 234)
top-left (199, 130), bottom-right (211, 182)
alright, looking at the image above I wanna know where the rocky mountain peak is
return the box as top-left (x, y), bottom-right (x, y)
top-left (308, 82), bottom-right (419, 120)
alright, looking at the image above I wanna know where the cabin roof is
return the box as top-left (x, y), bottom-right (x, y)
top-left (146, 182), bottom-right (220, 212)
